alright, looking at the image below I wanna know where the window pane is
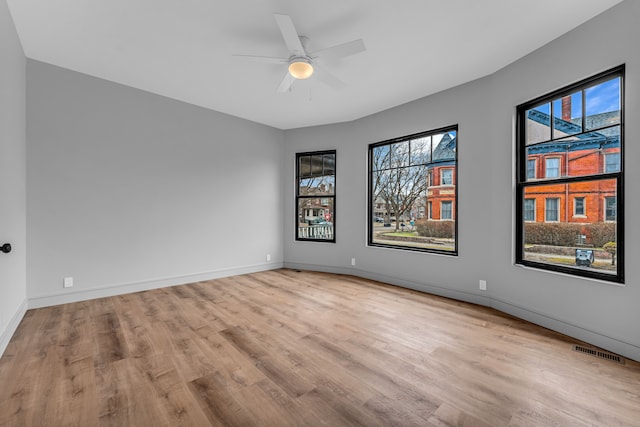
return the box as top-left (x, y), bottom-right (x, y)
top-left (585, 77), bottom-right (620, 130)
top-left (574, 197), bottom-right (585, 216)
top-left (298, 155), bottom-right (311, 177)
top-left (605, 196), bottom-right (616, 221)
top-left (432, 131), bottom-right (457, 161)
top-left (441, 201), bottom-right (452, 220)
top-left (297, 198), bottom-right (334, 240)
top-left (410, 136), bottom-right (431, 165)
top-left (323, 154), bottom-right (335, 175)
top-left (545, 198), bottom-right (559, 222)
top-left (391, 141), bottom-right (410, 168)
top-left (526, 103), bottom-right (551, 144)
top-left (524, 199), bottom-right (536, 221)
top-left (372, 145), bottom-right (391, 171)
top-left (522, 179), bottom-right (617, 276)
top-left (545, 158), bottom-right (560, 178)
top-left (299, 175), bottom-right (335, 196)
top-left (310, 155), bottom-right (324, 176)
top-left (605, 152), bottom-right (620, 173)
top-left (527, 125), bottom-right (620, 180)
top-left (441, 169), bottom-right (453, 185)
top-left (553, 92), bottom-right (582, 139)
top-left (526, 159), bottom-right (536, 180)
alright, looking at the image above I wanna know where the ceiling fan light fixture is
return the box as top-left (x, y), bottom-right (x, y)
top-left (288, 59), bottom-right (313, 79)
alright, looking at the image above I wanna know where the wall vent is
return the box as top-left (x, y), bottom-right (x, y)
top-left (573, 345), bottom-right (625, 365)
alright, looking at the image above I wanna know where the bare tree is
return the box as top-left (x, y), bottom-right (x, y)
top-left (372, 140), bottom-right (429, 231)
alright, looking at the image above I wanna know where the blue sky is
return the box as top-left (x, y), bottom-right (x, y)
top-left (532, 76), bottom-right (620, 121)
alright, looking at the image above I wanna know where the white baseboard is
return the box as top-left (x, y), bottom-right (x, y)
top-left (0, 299), bottom-right (28, 358)
top-left (284, 262), bottom-right (640, 362)
top-left (28, 261), bottom-right (284, 309)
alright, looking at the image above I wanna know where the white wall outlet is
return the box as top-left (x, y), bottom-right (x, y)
top-left (63, 276), bottom-right (74, 288)
top-left (266, 253), bottom-right (271, 262)
top-left (479, 279), bottom-right (487, 291)
top-left (351, 258), bottom-right (356, 266)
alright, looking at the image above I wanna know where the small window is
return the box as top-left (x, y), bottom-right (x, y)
top-left (605, 152), bottom-right (620, 173)
top-left (441, 201), bottom-right (453, 220)
top-left (524, 199), bottom-right (536, 222)
top-left (428, 201), bottom-right (433, 219)
top-left (605, 197), bottom-right (616, 221)
top-left (526, 159), bottom-right (536, 180)
top-left (574, 197), bottom-right (585, 216)
top-left (296, 151), bottom-right (335, 242)
top-left (545, 157), bottom-right (560, 178)
top-left (545, 198), bottom-right (559, 222)
top-left (441, 169), bottom-right (453, 185)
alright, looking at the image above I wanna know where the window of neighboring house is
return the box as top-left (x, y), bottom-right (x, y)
top-left (545, 198), bottom-right (559, 222)
top-left (516, 65), bottom-right (624, 283)
top-left (605, 196), bottom-right (617, 221)
top-left (296, 151), bottom-right (336, 242)
top-left (369, 125), bottom-right (458, 255)
top-left (441, 201), bottom-right (453, 220)
top-left (605, 152), bottom-right (620, 173)
top-left (527, 159), bottom-right (536, 179)
top-left (545, 157), bottom-right (560, 178)
top-left (574, 197), bottom-right (585, 216)
top-left (441, 169), bottom-right (453, 185)
top-left (524, 199), bottom-right (536, 222)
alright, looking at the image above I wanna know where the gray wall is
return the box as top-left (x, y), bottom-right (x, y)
top-left (0, 0), bottom-right (27, 354)
top-left (284, 0), bottom-right (640, 361)
top-left (27, 61), bottom-right (284, 307)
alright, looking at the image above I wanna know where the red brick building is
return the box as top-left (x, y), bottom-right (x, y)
top-left (524, 108), bottom-right (619, 224)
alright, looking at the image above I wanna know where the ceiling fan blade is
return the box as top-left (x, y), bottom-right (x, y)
top-left (232, 54), bottom-right (288, 64)
top-left (311, 39), bottom-right (366, 61)
top-left (313, 64), bottom-right (346, 90)
top-left (274, 14), bottom-right (306, 56)
top-left (277, 72), bottom-right (296, 93)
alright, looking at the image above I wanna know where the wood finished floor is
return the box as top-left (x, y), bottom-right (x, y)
top-left (1, 269), bottom-right (639, 426)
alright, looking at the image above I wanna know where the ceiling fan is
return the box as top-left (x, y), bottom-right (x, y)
top-left (233, 13), bottom-right (366, 93)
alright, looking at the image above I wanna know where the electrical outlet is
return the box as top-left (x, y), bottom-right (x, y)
top-left (63, 277), bottom-right (74, 288)
top-left (266, 253), bottom-right (271, 262)
top-left (351, 258), bottom-right (356, 266)
top-left (479, 279), bottom-right (487, 291)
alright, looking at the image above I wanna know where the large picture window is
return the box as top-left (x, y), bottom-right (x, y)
top-left (516, 66), bottom-right (624, 283)
top-left (368, 126), bottom-right (458, 255)
top-left (296, 151), bottom-right (335, 242)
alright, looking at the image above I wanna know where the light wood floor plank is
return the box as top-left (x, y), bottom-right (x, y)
top-left (1, 269), bottom-right (639, 426)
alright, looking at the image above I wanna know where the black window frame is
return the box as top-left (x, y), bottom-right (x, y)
top-left (368, 125), bottom-right (459, 256)
top-left (295, 150), bottom-right (336, 243)
top-left (515, 65), bottom-right (624, 283)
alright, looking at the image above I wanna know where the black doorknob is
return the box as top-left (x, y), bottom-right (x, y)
top-left (1, 243), bottom-right (11, 254)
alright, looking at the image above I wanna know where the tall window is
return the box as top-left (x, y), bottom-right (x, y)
top-left (296, 151), bottom-right (335, 242)
top-left (574, 197), bottom-right (585, 216)
top-left (545, 157), bottom-right (560, 178)
top-left (369, 125), bottom-right (458, 255)
top-left (441, 169), bottom-right (453, 185)
top-left (545, 198), bottom-right (559, 222)
top-left (441, 201), bottom-right (453, 220)
top-left (524, 199), bottom-right (536, 222)
top-left (605, 197), bottom-right (617, 222)
top-left (516, 65), bottom-right (624, 283)
top-left (526, 159), bottom-right (536, 179)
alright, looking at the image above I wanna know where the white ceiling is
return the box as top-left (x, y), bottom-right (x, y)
top-left (7, 0), bottom-right (623, 130)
